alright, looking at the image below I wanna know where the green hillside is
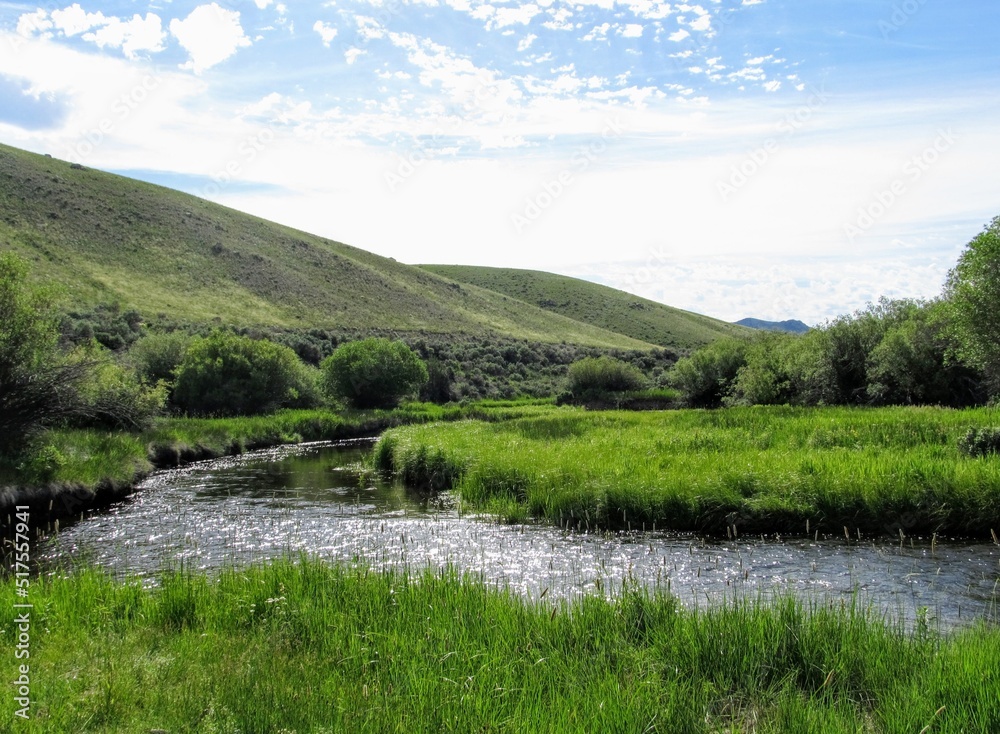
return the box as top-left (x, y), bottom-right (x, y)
top-left (0, 143), bottom-right (649, 349)
top-left (419, 265), bottom-right (747, 350)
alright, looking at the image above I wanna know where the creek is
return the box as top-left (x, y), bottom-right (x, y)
top-left (38, 440), bottom-right (1000, 629)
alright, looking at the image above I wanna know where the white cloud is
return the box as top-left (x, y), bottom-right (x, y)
top-left (356, 16), bottom-right (386, 41)
top-left (16, 10), bottom-right (52, 37)
top-left (688, 14), bottom-right (711, 32)
top-left (762, 80), bottom-right (781, 92)
top-left (50, 4), bottom-right (107, 36)
top-left (255, 0), bottom-right (274, 8)
top-left (668, 28), bottom-right (690, 41)
top-left (494, 4), bottom-right (541, 27)
top-left (83, 14), bottom-right (166, 59)
top-left (517, 34), bottom-right (537, 51)
top-left (20, 6), bottom-right (165, 59)
top-left (542, 7), bottom-right (574, 30)
top-left (313, 20), bottom-right (338, 47)
top-left (170, 4), bottom-right (251, 74)
top-left (620, 24), bottom-right (644, 38)
top-left (345, 47), bottom-right (366, 65)
top-left (583, 23), bottom-right (610, 41)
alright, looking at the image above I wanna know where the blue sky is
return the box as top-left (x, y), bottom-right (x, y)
top-left (1, 0), bottom-right (997, 323)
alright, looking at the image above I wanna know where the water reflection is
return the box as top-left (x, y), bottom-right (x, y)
top-left (39, 440), bottom-right (1000, 629)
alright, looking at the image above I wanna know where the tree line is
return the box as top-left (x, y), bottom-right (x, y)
top-left (670, 216), bottom-right (1000, 408)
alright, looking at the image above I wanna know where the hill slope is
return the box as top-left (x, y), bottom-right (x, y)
top-left (419, 265), bottom-right (747, 350)
top-left (0, 143), bottom-right (650, 349)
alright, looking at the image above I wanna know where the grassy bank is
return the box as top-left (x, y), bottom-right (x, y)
top-left (374, 405), bottom-right (1000, 537)
top-left (0, 401), bottom-right (552, 527)
top-left (2, 558), bottom-right (998, 732)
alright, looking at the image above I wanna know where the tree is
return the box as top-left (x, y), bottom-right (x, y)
top-left (669, 337), bottom-right (749, 407)
top-left (321, 338), bottom-right (428, 409)
top-left (172, 331), bottom-right (319, 416)
top-left (945, 216), bottom-right (1000, 397)
top-left (0, 253), bottom-right (89, 454)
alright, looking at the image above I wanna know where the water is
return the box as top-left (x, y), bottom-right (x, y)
top-left (38, 440), bottom-right (1000, 629)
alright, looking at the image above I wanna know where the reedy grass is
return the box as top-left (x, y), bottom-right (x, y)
top-left (1, 557), bottom-right (998, 732)
top-left (375, 405), bottom-right (1000, 536)
top-left (0, 402), bottom-right (551, 524)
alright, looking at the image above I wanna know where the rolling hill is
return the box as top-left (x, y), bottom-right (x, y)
top-left (0, 143), bottom-right (652, 349)
top-left (419, 265), bottom-right (747, 349)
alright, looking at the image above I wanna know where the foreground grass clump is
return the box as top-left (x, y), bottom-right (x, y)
top-left (2, 558), bottom-right (998, 732)
top-left (375, 405), bottom-right (1000, 536)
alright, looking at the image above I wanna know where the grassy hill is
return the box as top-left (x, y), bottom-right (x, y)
top-left (419, 265), bottom-right (747, 350)
top-left (0, 143), bottom-right (651, 349)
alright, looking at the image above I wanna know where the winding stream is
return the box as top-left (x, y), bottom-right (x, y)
top-left (38, 440), bottom-right (1000, 629)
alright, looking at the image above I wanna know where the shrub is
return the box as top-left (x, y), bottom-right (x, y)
top-left (128, 331), bottom-right (192, 386)
top-left (0, 253), bottom-right (89, 454)
top-left (71, 343), bottom-right (168, 430)
top-left (958, 427), bottom-right (1000, 457)
top-left (172, 331), bottom-right (318, 416)
top-left (321, 338), bottom-right (428, 409)
top-left (567, 356), bottom-right (646, 394)
top-left (670, 338), bottom-right (749, 407)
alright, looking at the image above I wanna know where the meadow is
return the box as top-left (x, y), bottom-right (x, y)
top-left (2, 557), bottom-right (998, 733)
top-left (374, 405), bottom-right (1000, 537)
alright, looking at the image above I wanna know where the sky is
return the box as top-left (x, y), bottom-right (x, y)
top-left (0, 0), bottom-right (998, 325)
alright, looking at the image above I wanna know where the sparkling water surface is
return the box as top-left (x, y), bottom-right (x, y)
top-left (38, 440), bottom-right (1000, 629)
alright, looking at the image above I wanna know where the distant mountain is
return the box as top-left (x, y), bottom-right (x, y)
top-left (735, 318), bottom-right (811, 334)
top-left (420, 265), bottom-right (749, 351)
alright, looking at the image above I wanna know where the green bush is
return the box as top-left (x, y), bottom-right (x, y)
top-left (958, 427), bottom-right (1000, 457)
top-left (71, 343), bottom-right (168, 430)
top-left (172, 331), bottom-right (319, 416)
top-left (0, 253), bottom-right (89, 454)
top-left (566, 356), bottom-right (646, 394)
top-left (321, 338), bottom-right (428, 409)
top-left (670, 338), bottom-right (749, 407)
top-left (128, 331), bottom-right (192, 386)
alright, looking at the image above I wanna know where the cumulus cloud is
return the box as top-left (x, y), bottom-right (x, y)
top-left (170, 3), bottom-right (251, 74)
top-left (16, 9), bottom-right (53, 37)
top-left (620, 24), bottom-right (644, 38)
top-left (313, 20), bottom-right (338, 47)
top-left (83, 14), bottom-right (166, 58)
top-left (17, 5), bottom-right (165, 59)
top-left (50, 4), bottom-right (106, 36)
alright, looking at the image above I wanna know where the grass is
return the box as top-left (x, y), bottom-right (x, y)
top-left (1, 557), bottom-right (998, 732)
top-left (420, 264), bottom-right (748, 350)
top-left (0, 401), bottom-right (554, 525)
top-left (0, 142), bottom-right (652, 348)
top-left (374, 405), bottom-right (1000, 537)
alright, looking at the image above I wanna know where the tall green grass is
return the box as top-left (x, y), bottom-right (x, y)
top-left (376, 405), bottom-right (1000, 536)
top-left (1, 558), bottom-right (997, 732)
top-left (0, 402), bottom-right (554, 525)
